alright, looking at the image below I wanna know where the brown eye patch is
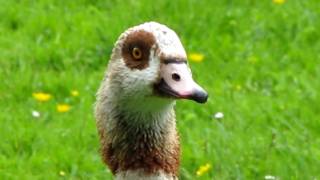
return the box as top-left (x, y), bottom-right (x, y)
top-left (121, 30), bottom-right (156, 70)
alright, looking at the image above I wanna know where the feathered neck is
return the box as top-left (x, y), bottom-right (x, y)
top-left (99, 100), bottom-right (180, 179)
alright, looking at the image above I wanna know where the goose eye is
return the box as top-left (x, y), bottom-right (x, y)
top-left (132, 47), bottom-right (142, 60)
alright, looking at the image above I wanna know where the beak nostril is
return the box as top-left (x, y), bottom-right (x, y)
top-left (172, 73), bottom-right (181, 82)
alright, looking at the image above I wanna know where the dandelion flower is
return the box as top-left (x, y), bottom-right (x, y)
top-left (57, 104), bottom-right (71, 113)
top-left (71, 90), bottom-right (79, 97)
top-left (273, 0), bottom-right (285, 5)
top-left (214, 112), bottom-right (224, 119)
top-left (235, 84), bottom-right (242, 91)
top-left (32, 92), bottom-right (52, 102)
top-left (31, 110), bottom-right (40, 118)
top-left (196, 163), bottom-right (211, 176)
top-left (189, 53), bottom-right (204, 62)
top-left (59, 170), bottom-right (66, 176)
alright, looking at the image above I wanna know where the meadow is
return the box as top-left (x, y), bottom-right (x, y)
top-left (1, 0), bottom-right (320, 179)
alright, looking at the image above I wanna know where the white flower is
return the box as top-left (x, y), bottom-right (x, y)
top-left (265, 175), bottom-right (276, 180)
top-left (32, 110), bottom-right (40, 118)
top-left (214, 112), bottom-right (224, 119)
top-left (59, 170), bottom-right (66, 176)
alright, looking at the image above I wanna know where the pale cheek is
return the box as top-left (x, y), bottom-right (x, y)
top-left (116, 57), bottom-right (160, 97)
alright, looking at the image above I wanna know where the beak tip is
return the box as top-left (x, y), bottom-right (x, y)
top-left (192, 90), bottom-right (208, 104)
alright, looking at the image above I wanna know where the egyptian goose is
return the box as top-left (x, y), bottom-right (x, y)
top-left (95, 22), bottom-right (208, 180)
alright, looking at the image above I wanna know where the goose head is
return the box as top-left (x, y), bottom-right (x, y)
top-left (106, 22), bottom-right (208, 113)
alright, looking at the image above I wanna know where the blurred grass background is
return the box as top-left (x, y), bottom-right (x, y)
top-left (0, 0), bottom-right (319, 179)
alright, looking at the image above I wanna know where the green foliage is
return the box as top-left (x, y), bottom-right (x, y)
top-left (0, 0), bottom-right (319, 179)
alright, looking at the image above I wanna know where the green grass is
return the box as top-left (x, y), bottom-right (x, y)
top-left (1, 0), bottom-right (320, 179)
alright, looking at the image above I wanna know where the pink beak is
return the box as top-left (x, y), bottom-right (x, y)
top-left (154, 61), bottom-right (208, 103)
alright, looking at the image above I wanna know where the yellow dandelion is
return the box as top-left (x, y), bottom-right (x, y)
top-left (273, 0), bottom-right (285, 5)
top-left (59, 170), bottom-right (66, 176)
top-left (235, 84), bottom-right (242, 91)
top-left (71, 90), bottom-right (79, 97)
top-left (189, 53), bottom-right (204, 62)
top-left (196, 163), bottom-right (212, 176)
top-left (32, 92), bottom-right (52, 102)
top-left (57, 104), bottom-right (71, 113)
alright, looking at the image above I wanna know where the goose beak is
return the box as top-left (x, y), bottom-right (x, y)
top-left (154, 62), bottom-right (208, 103)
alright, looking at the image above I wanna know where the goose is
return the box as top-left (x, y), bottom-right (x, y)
top-left (95, 22), bottom-right (208, 180)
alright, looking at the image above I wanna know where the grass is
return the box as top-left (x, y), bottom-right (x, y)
top-left (1, 0), bottom-right (319, 179)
